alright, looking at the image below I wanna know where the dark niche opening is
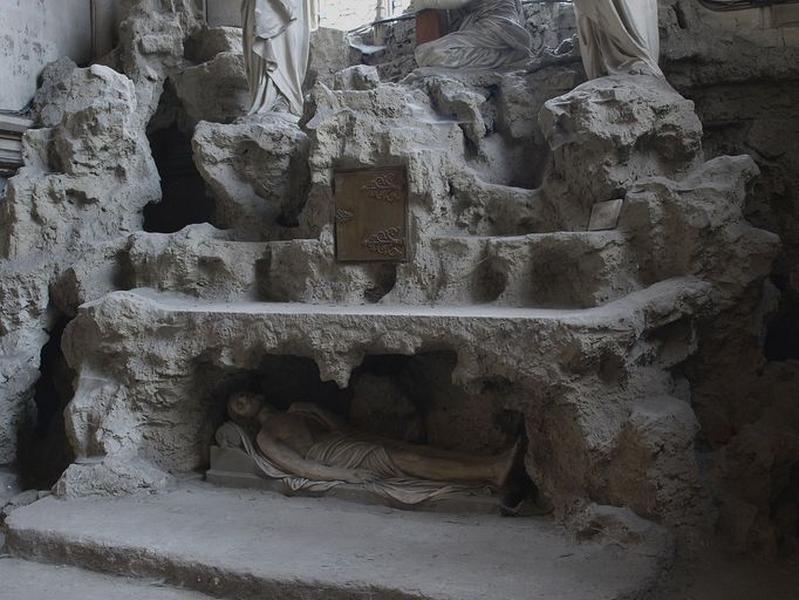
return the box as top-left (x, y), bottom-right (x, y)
top-left (764, 279), bottom-right (799, 362)
top-left (17, 316), bottom-right (76, 490)
top-left (143, 124), bottom-right (215, 233)
top-left (773, 460), bottom-right (799, 557)
top-left (202, 351), bottom-right (537, 512)
top-left (204, 352), bottom-right (523, 455)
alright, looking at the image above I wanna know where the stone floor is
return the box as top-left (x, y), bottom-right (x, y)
top-left (653, 550), bottom-right (799, 600)
top-left (5, 481), bottom-right (669, 600)
top-left (0, 558), bottom-right (214, 600)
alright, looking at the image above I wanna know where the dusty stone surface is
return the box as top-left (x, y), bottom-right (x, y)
top-left (98, 0), bottom-right (203, 129)
top-left (123, 225), bottom-right (265, 301)
top-left (621, 155), bottom-right (778, 297)
top-left (258, 233), bottom-right (399, 304)
top-left (0, 0), bottom-right (795, 566)
top-left (539, 75), bottom-right (702, 230)
top-left (6, 482), bottom-right (672, 600)
top-left (333, 64), bottom-right (381, 91)
top-left (652, 546), bottom-right (799, 600)
top-left (0, 262), bottom-right (51, 465)
top-left (307, 27), bottom-right (354, 90)
top-left (657, 0), bottom-right (799, 556)
top-left (0, 558), bottom-right (216, 600)
top-left (32, 61), bottom-right (777, 554)
top-left (349, 373), bottom-right (423, 442)
top-left (707, 360), bottom-right (799, 556)
top-left (615, 0), bottom-right (799, 556)
top-left (55, 457), bottom-right (173, 499)
top-left (501, 0), bottom-right (799, 556)
top-left (184, 26), bottom-right (243, 65)
top-left (0, 60), bottom-right (159, 466)
top-left (294, 71), bottom-right (567, 305)
top-left (4, 64), bottom-right (158, 259)
top-left (192, 115), bottom-right (310, 239)
top-left (171, 50), bottom-right (249, 131)
top-left (1, 489), bottom-right (49, 521)
top-left (57, 279), bottom-right (714, 534)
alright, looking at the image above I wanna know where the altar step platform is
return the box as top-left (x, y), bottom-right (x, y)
top-left (4, 480), bottom-right (671, 600)
top-left (0, 558), bottom-right (216, 600)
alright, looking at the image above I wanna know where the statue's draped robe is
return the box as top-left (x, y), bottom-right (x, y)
top-left (241, 0), bottom-right (319, 116)
top-left (573, 0), bottom-right (662, 79)
top-left (415, 0), bottom-right (532, 69)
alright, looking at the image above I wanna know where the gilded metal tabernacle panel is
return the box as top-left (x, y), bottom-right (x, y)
top-left (335, 166), bottom-right (408, 262)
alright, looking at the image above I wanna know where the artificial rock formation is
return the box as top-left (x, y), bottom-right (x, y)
top-left (49, 55), bottom-right (778, 553)
top-left (192, 115), bottom-right (310, 238)
top-left (656, 0), bottom-right (799, 557)
top-left (100, 0), bottom-right (204, 129)
top-left (0, 61), bottom-right (160, 466)
top-left (0, 0), bottom-right (793, 578)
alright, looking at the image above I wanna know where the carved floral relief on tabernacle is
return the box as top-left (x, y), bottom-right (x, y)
top-left (361, 172), bottom-right (404, 204)
top-left (361, 227), bottom-right (406, 258)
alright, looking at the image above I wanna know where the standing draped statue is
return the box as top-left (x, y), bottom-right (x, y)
top-left (241, 0), bottom-right (320, 116)
top-left (412, 0), bottom-right (533, 70)
top-left (573, 0), bottom-right (663, 79)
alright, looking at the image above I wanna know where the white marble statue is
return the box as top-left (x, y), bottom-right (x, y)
top-left (411, 0), bottom-right (533, 70)
top-left (241, 0), bottom-right (320, 116)
top-left (217, 392), bottom-right (520, 506)
top-left (573, 0), bottom-right (663, 79)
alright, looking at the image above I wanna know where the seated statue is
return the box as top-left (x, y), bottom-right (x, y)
top-left (411, 0), bottom-right (533, 70)
top-left (216, 392), bottom-right (520, 506)
top-left (573, 0), bottom-right (663, 79)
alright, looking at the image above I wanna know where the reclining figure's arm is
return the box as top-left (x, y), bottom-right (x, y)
top-left (288, 403), bottom-right (350, 433)
top-left (256, 430), bottom-right (373, 484)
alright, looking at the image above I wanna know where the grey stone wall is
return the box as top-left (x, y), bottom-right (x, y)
top-left (0, 0), bottom-right (126, 113)
top-left (0, 0), bottom-right (93, 111)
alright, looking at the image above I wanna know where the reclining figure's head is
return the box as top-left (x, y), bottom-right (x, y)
top-left (228, 392), bottom-right (265, 423)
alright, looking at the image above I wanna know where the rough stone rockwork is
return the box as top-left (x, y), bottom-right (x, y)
top-left (0, 0), bottom-right (794, 572)
top-left (656, 0), bottom-right (799, 557)
top-left (358, 0), bottom-right (799, 558)
top-left (99, 0), bottom-right (204, 129)
top-left (53, 57), bottom-right (777, 555)
top-left (0, 61), bottom-right (159, 467)
top-left (0, 1), bottom-right (351, 474)
top-left (192, 115), bottom-right (311, 238)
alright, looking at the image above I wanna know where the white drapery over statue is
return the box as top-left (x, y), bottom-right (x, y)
top-left (241, 0), bottom-right (320, 116)
top-left (573, 0), bottom-right (663, 79)
top-left (412, 0), bottom-right (533, 70)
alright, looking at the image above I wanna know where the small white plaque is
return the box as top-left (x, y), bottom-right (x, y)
top-left (588, 199), bottom-right (624, 232)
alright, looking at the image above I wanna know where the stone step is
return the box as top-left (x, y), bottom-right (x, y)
top-left (0, 557), bottom-right (215, 600)
top-left (5, 482), bottom-right (670, 600)
top-left (408, 231), bottom-right (639, 307)
top-left (122, 225), bottom-right (640, 308)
